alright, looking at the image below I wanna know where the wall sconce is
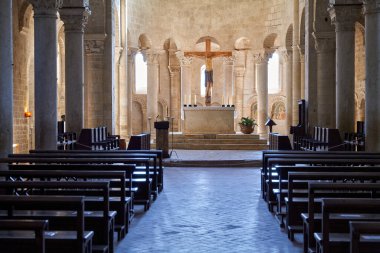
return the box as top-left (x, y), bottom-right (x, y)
top-left (24, 111), bottom-right (32, 118)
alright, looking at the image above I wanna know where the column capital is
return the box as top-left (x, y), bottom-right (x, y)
top-left (127, 47), bottom-right (139, 58)
top-left (84, 35), bottom-right (105, 55)
top-left (312, 32), bottom-right (336, 53)
top-left (328, 2), bottom-right (363, 32)
top-left (175, 51), bottom-right (193, 66)
top-left (28, 0), bottom-right (62, 16)
top-left (145, 50), bottom-right (162, 65)
top-left (59, 7), bottom-right (91, 33)
top-left (278, 47), bottom-right (292, 62)
top-left (168, 66), bottom-right (181, 75)
top-left (253, 51), bottom-right (270, 64)
top-left (363, 0), bottom-right (380, 14)
top-left (222, 56), bottom-right (235, 65)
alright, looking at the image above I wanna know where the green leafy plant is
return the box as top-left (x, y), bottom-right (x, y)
top-left (239, 117), bottom-right (257, 126)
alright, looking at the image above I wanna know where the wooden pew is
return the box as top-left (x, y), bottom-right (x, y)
top-left (0, 195), bottom-right (93, 253)
top-left (0, 219), bottom-right (49, 253)
top-left (261, 151), bottom-right (380, 201)
top-left (315, 198), bottom-right (380, 253)
top-left (0, 168), bottom-right (131, 240)
top-left (1, 157), bottom-right (152, 211)
top-left (12, 152), bottom-right (160, 198)
top-left (264, 155), bottom-right (380, 210)
top-left (304, 181), bottom-right (380, 253)
top-left (0, 181), bottom-right (113, 253)
top-left (29, 149), bottom-right (165, 192)
top-left (273, 166), bottom-right (380, 226)
top-left (350, 221), bottom-right (380, 253)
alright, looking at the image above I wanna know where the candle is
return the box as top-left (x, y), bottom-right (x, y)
top-left (194, 95), bottom-right (197, 105)
top-left (227, 96), bottom-right (229, 105)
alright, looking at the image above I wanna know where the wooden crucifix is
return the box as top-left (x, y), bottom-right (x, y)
top-left (184, 38), bottom-right (232, 106)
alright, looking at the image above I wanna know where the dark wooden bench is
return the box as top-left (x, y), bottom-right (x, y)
top-left (0, 168), bottom-right (132, 240)
top-left (0, 195), bottom-right (93, 253)
top-left (264, 156), bottom-right (380, 210)
top-left (1, 157), bottom-right (152, 211)
top-left (29, 149), bottom-right (165, 192)
top-left (0, 219), bottom-right (49, 253)
top-left (0, 180), bottom-right (113, 253)
top-left (304, 181), bottom-right (380, 253)
top-left (315, 198), bottom-right (380, 253)
top-left (76, 127), bottom-right (120, 150)
top-left (350, 221), bottom-right (380, 253)
top-left (273, 166), bottom-right (380, 226)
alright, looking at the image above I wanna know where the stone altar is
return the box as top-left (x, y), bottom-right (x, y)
top-left (183, 107), bottom-right (235, 134)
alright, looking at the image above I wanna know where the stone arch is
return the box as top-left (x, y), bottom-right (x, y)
top-left (285, 24), bottom-right (293, 50)
top-left (263, 33), bottom-right (278, 51)
top-left (138, 34), bottom-right (152, 50)
top-left (132, 101), bottom-right (144, 134)
top-left (18, 1), bottom-right (33, 33)
top-left (194, 36), bottom-right (221, 51)
top-left (157, 98), bottom-right (169, 120)
top-left (163, 38), bottom-right (178, 51)
top-left (234, 37), bottom-right (251, 50)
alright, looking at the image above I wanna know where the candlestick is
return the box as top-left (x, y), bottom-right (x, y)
top-left (194, 94), bottom-right (197, 105)
top-left (222, 95), bottom-right (224, 105)
top-left (189, 94), bottom-right (191, 106)
top-left (227, 95), bottom-right (229, 105)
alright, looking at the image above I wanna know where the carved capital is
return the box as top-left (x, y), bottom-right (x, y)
top-left (28, 0), bottom-right (62, 16)
top-left (279, 49), bottom-right (293, 63)
top-left (314, 37), bottom-right (336, 54)
top-left (222, 56), bottom-right (235, 65)
top-left (253, 52), bottom-right (270, 64)
top-left (328, 4), bottom-right (362, 32)
top-left (60, 7), bottom-right (90, 33)
top-left (145, 50), bottom-right (161, 65)
top-left (175, 51), bottom-right (193, 66)
top-left (84, 40), bottom-right (104, 54)
top-left (363, 0), bottom-right (380, 14)
top-left (168, 66), bottom-right (181, 75)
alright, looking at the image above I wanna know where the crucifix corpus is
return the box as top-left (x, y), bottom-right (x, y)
top-left (184, 38), bottom-right (232, 106)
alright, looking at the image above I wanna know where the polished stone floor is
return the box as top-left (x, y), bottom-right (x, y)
top-left (115, 167), bottom-right (303, 253)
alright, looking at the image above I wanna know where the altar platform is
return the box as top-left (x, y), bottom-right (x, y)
top-left (153, 132), bottom-right (268, 150)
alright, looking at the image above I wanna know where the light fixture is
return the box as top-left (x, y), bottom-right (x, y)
top-left (24, 111), bottom-right (32, 118)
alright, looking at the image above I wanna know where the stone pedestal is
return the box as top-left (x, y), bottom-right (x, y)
top-left (0, 0), bottom-right (13, 160)
top-left (29, 0), bottom-right (62, 150)
top-left (154, 121), bottom-right (169, 158)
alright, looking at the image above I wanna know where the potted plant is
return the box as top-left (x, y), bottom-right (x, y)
top-left (239, 117), bottom-right (257, 134)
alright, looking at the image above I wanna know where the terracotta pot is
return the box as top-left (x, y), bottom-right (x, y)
top-left (239, 123), bottom-right (254, 134)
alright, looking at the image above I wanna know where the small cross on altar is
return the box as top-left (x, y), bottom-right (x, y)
top-left (184, 37), bottom-right (232, 106)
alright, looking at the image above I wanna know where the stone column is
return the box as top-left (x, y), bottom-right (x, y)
top-left (243, 52), bottom-right (255, 117)
top-left (234, 50), bottom-right (246, 130)
top-left (0, 0), bottom-right (13, 159)
top-left (119, 0), bottom-right (128, 139)
top-left (168, 66), bottom-right (180, 131)
top-left (292, 0), bottom-right (301, 125)
top-left (176, 52), bottom-right (192, 126)
top-left (28, 0), bottom-right (62, 150)
top-left (146, 50), bottom-right (160, 137)
top-left (314, 34), bottom-right (336, 128)
top-left (127, 49), bottom-right (137, 137)
top-left (255, 53), bottom-right (269, 136)
top-left (363, 0), bottom-right (380, 151)
top-left (59, 1), bottom-right (90, 136)
top-left (223, 56), bottom-right (235, 105)
top-left (298, 46), bottom-right (305, 99)
top-left (329, 1), bottom-right (362, 136)
top-left (281, 49), bottom-right (293, 135)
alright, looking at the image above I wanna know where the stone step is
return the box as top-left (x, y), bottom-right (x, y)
top-left (171, 143), bottom-right (268, 150)
top-left (173, 138), bottom-right (267, 145)
top-left (171, 133), bottom-right (260, 141)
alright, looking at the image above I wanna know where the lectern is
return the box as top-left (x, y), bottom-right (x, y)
top-left (154, 121), bottom-right (170, 158)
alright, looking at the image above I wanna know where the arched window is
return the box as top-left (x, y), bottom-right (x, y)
top-left (200, 64), bottom-right (206, 97)
top-left (268, 52), bottom-right (280, 94)
top-left (135, 52), bottom-right (147, 94)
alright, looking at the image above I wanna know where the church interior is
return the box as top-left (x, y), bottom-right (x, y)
top-left (1, 0), bottom-right (380, 252)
